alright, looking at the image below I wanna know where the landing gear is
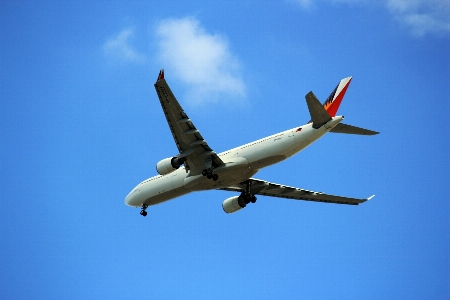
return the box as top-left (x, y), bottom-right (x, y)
top-left (238, 194), bottom-right (247, 208)
top-left (202, 168), bottom-right (219, 181)
top-left (237, 181), bottom-right (257, 208)
top-left (140, 204), bottom-right (148, 217)
top-left (237, 193), bottom-right (257, 208)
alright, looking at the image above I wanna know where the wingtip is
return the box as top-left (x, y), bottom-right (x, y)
top-left (157, 69), bottom-right (164, 81)
top-left (367, 195), bottom-right (375, 201)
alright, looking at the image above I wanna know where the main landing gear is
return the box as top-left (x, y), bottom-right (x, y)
top-left (237, 193), bottom-right (257, 208)
top-left (202, 168), bottom-right (218, 181)
top-left (237, 180), bottom-right (257, 208)
top-left (140, 204), bottom-right (148, 217)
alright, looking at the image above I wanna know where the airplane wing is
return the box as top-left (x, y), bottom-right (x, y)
top-left (220, 178), bottom-right (373, 205)
top-left (154, 70), bottom-right (224, 173)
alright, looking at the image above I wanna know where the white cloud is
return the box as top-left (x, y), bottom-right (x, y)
top-left (103, 29), bottom-right (145, 63)
top-left (387, 0), bottom-right (450, 36)
top-left (291, 0), bottom-right (450, 36)
top-left (155, 17), bottom-right (245, 105)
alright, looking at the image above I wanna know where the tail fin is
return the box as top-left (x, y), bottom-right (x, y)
top-left (306, 92), bottom-right (332, 129)
top-left (305, 76), bottom-right (379, 135)
top-left (323, 76), bottom-right (352, 117)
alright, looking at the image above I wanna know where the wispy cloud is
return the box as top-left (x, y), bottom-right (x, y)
top-left (290, 0), bottom-right (372, 9)
top-left (387, 0), bottom-right (450, 36)
top-left (155, 17), bottom-right (245, 105)
top-left (290, 0), bottom-right (314, 8)
top-left (103, 29), bottom-right (145, 63)
top-left (290, 0), bottom-right (450, 37)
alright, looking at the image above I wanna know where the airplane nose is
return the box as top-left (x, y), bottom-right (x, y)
top-left (125, 189), bottom-right (142, 207)
top-left (125, 190), bottom-right (135, 207)
top-left (124, 194), bottom-right (131, 206)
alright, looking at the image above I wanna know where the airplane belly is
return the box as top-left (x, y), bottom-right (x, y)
top-left (144, 187), bottom-right (188, 206)
top-left (248, 155), bottom-right (286, 170)
top-left (184, 166), bottom-right (257, 192)
top-left (293, 125), bottom-right (326, 153)
top-left (245, 137), bottom-right (291, 170)
top-left (183, 156), bottom-right (257, 192)
top-left (140, 171), bottom-right (189, 206)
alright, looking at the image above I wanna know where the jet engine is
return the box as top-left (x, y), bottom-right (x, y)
top-left (156, 157), bottom-right (185, 175)
top-left (222, 196), bottom-right (244, 214)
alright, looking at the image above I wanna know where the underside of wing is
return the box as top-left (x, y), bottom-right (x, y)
top-left (154, 70), bottom-right (224, 173)
top-left (220, 178), bottom-right (372, 205)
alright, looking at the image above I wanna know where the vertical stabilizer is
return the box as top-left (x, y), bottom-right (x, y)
top-left (323, 76), bottom-right (352, 117)
top-left (306, 92), bottom-right (332, 129)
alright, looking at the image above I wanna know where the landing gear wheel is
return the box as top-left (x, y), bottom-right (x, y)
top-left (207, 173), bottom-right (213, 179)
top-left (202, 169), bottom-right (208, 176)
top-left (140, 204), bottom-right (148, 217)
top-left (250, 195), bottom-right (257, 203)
top-left (238, 195), bottom-right (247, 208)
top-left (212, 174), bottom-right (219, 181)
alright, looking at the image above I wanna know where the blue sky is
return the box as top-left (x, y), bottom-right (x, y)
top-left (1, 0), bottom-right (449, 299)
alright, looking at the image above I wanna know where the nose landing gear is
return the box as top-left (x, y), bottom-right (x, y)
top-left (140, 204), bottom-right (148, 217)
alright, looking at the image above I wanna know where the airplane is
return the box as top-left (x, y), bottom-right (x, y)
top-left (125, 70), bottom-right (378, 217)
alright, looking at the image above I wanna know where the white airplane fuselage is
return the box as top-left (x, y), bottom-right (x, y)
top-left (125, 116), bottom-right (344, 207)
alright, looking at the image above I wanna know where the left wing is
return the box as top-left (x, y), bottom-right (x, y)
top-left (154, 70), bottom-right (224, 173)
top-left (220, 178), bottom-right (373, 205)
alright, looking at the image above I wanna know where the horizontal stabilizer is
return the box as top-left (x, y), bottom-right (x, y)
top-left (306, 91), bottom-right (331, 129)
top-left (330, 123), bottom-right (379, 135)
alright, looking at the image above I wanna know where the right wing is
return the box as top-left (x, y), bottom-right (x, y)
top-left (220, 178), bottom-right (373, 205)
top-left (154, 70), bottom-right (224, 173)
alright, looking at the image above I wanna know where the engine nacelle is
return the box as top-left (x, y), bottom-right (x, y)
top-left (222, 196), bottom-right (244, 214)
top-left (156, 157), bottom-right (184, 175)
